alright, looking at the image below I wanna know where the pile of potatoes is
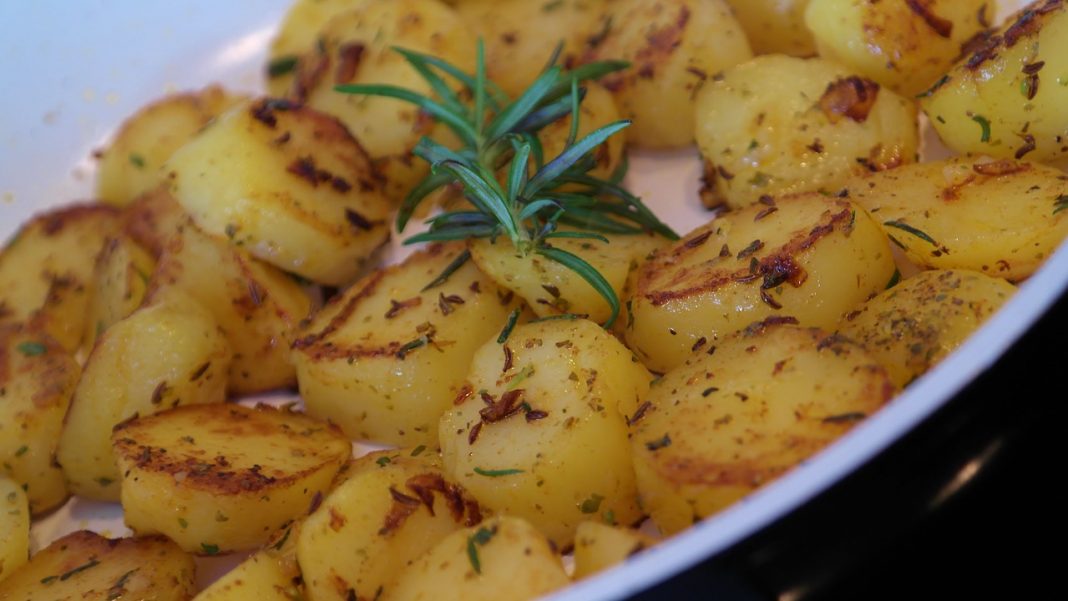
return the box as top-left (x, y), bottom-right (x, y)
top-left (3, 0), bottom-right (1067, 599)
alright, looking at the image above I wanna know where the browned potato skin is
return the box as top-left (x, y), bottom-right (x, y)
top-left (0, 326), bottom-right (79, 515)
top-left (121, 188), bottom-right (190, 259)
top-left (0, 531), bottom-right (196, 601)
top-left (0, 204), bottom-right (122, 352)
top-left (839, 269), bottom-right (1016, 388)
top-left (81, 234), bottom-right (156, 351)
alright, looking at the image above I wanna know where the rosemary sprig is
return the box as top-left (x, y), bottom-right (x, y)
top-left (336, 41), bottom-right (676, 328)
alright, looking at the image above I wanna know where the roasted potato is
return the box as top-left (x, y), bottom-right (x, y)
top-left (625, 193), bottom-right (896, 373)
top-left (805, 0), bottom-right (994, 97)
top-left (384, 516), bottom-right (569, 601)
top-left (81, 233), bottom-right (156, 351)
top-left (0, 326), bottom-right (80, 515)
top-left (631, 322), bottom-right (895, 534)
top-left (166, 98), bottom-right (392, 286)
top-left (148, 221), bottom-right (313, 394)
top-left (121, 188), bottom-right (190, 259)
top-left (297, 451), bottom-right (484, 601)
top-left (0, 479), bottom-right (29, 583)
top-left (695, 55), bottom-right (918, 210)
top-left (294, 243), bottom-right (524, 446)
top-left (0, 204), bottom-right (122, 352)
top-left (293, 0), bottom-right (476, 202)
top-left (113, 404), bottom-right (351, 554)
top-left (920, 1), bottom-right (1068, 162)
top-left (96, 86), bottom-right (243, 206)
top-left (0, 531), bottom-right (196, 601)
top-left (723, 0), bottom-right (816, 56)
top-left (265, 0), bottom-right (368, 97)
top-left (586, 0), bottom-right (753, 148)
top-left (845, 156), bottom-right (1068, 281)
top-left (57, 294), bottom-right (231, 501)
top-left (572, 521), bottom-right (657, 580)
top-left (439, 318), bottom-right (650, 548)
top-left (839, 269), bottom-right (1016, 388)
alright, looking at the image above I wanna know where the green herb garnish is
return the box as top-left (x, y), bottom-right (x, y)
top-left (422, 249), bottom-right (471, 291)
top-left (580, 493), bottom-right (604, 514)
top-left (16, 341), bottom-right (46, 356)
top-left (267, 54), bottom-right (299, 78)
top-left (466, 526), bottom-right (497, 574)
top-left (200, 542), bottom-right (220, 555)
top-left (1054, 194), bottom-right (1068, 215)
top-left (473, 466), bottom-right (525, 477)
top-left (337, 41), bottom-right (676, 328)
top-left (497, 307), bottom-right (521, 344)
top-left (972, 114), bottom-right (991, 143)
top-left (885, 268), bottom-right (901, 289)
top-left (883, 220), bottom-right (938, 246)
top-left (128, 153), bottom-right (146, 169)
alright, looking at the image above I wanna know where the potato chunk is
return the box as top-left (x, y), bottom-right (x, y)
top-left (149, 221), bottom-right (313, 394)
top-left (722, 0), bottom-right (815, 56)
top-left (469, 232), bottom-right (664, 326)
top-left (439, 319), bottom-right (650, 548)
top-left (96, 86), bottom-right (243, 206)
top-left (57, 295), bottom-right (231, 501)
top-left (631, 323), bottom-right (895, 534)
top-left (82, 233), bottom-right (156, 351)
top-left (293, 0), bottom-right (476, 202)
top-left (113, 404), bottom-right (351, 554)
top-left (845, 156), bottom-right (1068, 281)
top-left (921, 1), bottom-right (1068, 162)
top-left (625, 194), bottom-right (896, 373)
top-left (695, 55), bottom-right (918, 210)
top-left (384, 516), bottom-right (569, 601)
top-left (572, 521), bottom-right (657, 580)
top-left (167, 98), bottom-right (391, 286)
top-left (586, 0), bottom-right (753, 149)
top-left (805, 0), bottom-right (993, 96)
top-left (293, 243), bottom-right (523, 446)
top-left (839, 269), bottom-right (1016, 388)
top-left (298, 451), bottom-right (484, 601)
top-left (0, 479), bottom-right (29, 583)
top-left (0, 326), bottom-right (79, 515)
top-left (0, 204), bottom-right (122, 352)
top-left (0, 531), bottom-right (195, 601)
top-left (265, 0), bottom-right (365, 97)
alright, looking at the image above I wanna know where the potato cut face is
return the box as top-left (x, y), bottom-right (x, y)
top-left (695, 55), bottom-right (918, 210)
top-left (631, 323), bottom-right (896, 534)
top-left (82, 233), bottom-right (156, 351)
top-left (298, 451), bottom-right (484, 601)
top-left (0, 531), bottom-right (196, 601)
top-left (192, 549), bottom-right (298, 601)
top-left (839, 269), bottom-right (1016, 388)
top-left (723, 0), bottom-right (815, 56)
top-left (572, 521), bottom-right (657, 581)
top-left (921, 1), bottom-right (1068, 162)
top-left (805, 0), bottom-right (992, 97)
top-left (470, 232), bottom-right (664, 325)
top-left (57, 295), bottom-right (231, 501)
top-left (149, 221), bottom-right (313, 394)
top-left (846, 157), bottom-right (1068, 281)
top-left (384, 516), bottom-right (569, 601)
top-left (96, 85), bottom-right (243, 206)
top-left (0, 478), bottom-right (30, 583)
top-left (587, 0), bottom-right (753, 149)
top-left (293, 0), bottom-right (476, 202)
top-left (167, 98), bottom-right (392, 286)
top-left (439, 319), bottom-right (650, 548)
top-left (294, 243), bottom-right (524, 446)
top-left (0, 204), bottom-right (122, 352)
top-left (625, 194), bottom-right (896, 373)
top-left (113, 404), bottom-right (351, 554)
top-left (0, 326), bottom-right (79, 515)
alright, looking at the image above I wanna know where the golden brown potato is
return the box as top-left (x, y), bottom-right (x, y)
top-left (293, 243), bottom-right (524, 446)
top-left (81, 233), bottom-right (156, 351)
top-left (96, 86), bottom-right (243, 206)
top-left (121, 188), bottom-right (190, 259)
top-left (265, 0), bottom-right (370, 97)
top-left (383, 516), bottom-right (570, 601)
top-left (631, 322), bottom-right (895, 534)
top-left (805, 0), bottom-right (994, 96)
top-left (845, 156), bottom-right (1068, 281)
top-left (113, 404), bottom-right (351, 555)
top-left (148, 221), bottom-right (313, 394)
top-left (0, 326), bottom-right (79, 515)
top-left (585, 0), bottom-right (753, 149)
top-left (572, 521), bottom-right (657, 580)
top-left (839, 269), bottom-right (1016, 388)
top-left (0, 531), bottom-right (196, 601)
top-left (293, 0), bottom-right (476, 202)
top-left (723, 0), bottom-right (816, 56)
top-left (695, 55), bottom-right (919, 210)
top-left (57, 294), bottom-right (231, 501)
top-left (0, 204), bottom-right (122, 352)
top-left (921, 1), bottom-right (1068, 162)
top-left (439, 318), bottom-right (650, 548)
top-left (625, 193), bottom-right (896, 373)
top-left (0, 479), bottom-right (29, 583)
top-left (166, 98), bottom-right (392, 286)
top-left (297, 451), bottom-right (484, 601)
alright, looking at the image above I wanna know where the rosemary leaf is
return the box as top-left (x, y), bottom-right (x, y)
top-left (536, 246), bottom-right (620, 327)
